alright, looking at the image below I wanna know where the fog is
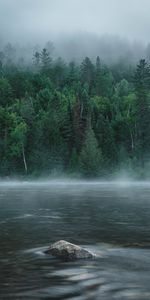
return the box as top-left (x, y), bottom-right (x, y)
top-left (1, 179), bottom-right (150, 188)
top-left (1, 0), bottom-right (150, 64)
top-left (1, 0), bottom-right (150, 44)
top-left (1, 33), bottom-right (147, 65)
top-left (1, 1), bottom-right (150, 180)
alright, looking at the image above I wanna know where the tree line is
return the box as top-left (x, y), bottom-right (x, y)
top-left (0, 47), bottom-right (150, 178)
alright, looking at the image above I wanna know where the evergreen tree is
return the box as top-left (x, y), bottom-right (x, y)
top-left (40, 48), bottom-right (52, 73)
top-left (79, 127), bottom-right (103, 177)
top-left (1, 44), bottom-right (150, 178)
top-left (95, 56), bottom-right (101, 96)
top-left (134, 59), bottom-right (150, 167)
top-left (33, 51), bottom-right (40, 71)
top-left (0, 78), bottom-right (12, 106)
top-left (81, 57), bottom-right (95, 92)
top-left (53, 57), bottom-right (66, 87)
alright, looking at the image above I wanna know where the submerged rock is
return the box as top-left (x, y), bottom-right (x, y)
top-left (45, 240), bottom-right (94, 260)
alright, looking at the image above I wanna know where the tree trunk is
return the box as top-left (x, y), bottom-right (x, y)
top-left (130, 131), bottom-right (134, 150)
top-left (80, 102), bottom-right (83, 118)
top-left (22, 144), bottom-right (27, 173)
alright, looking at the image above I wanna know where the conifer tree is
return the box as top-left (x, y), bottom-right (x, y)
top-left (40, 48), bottom-right (52, 72)
top-left (134, 59), bottom-right (150, 167)
top-left (79, 126), bottom-right (103, 177)
top-left (33, 51), bottom-right (40, 71)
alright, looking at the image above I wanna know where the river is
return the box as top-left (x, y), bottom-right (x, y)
top-left (0, 181), bottom-right (150, 299)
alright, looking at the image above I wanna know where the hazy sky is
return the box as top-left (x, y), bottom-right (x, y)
top-left (0, 0), bottom-right (150, 44)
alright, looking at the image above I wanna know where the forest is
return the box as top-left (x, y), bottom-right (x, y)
top-left (0, 43), bottom-right (150, 178)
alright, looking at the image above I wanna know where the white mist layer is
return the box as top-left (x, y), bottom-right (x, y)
top-left (0, 179), bottom-right (150, 188)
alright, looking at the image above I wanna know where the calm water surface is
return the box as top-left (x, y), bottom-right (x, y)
top-left (0, 181), bottom-right (150, 299)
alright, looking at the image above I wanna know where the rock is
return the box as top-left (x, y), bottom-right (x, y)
top-left (45, 240), bottom-right (94, 260)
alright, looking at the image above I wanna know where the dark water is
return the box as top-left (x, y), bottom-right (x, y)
top-left (0, 181), bottom-right (150, 299)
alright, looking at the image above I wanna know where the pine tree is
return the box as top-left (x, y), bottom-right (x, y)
top-left (95, 56), bottom-right (101, 96)
top-left (81, 57), bottom-right (95, 92)
top-left (79, 127), bottom-right (103, 177)
top-left (134, 59), bottom-right (150, 167)
top-left (33, 51), bottom-right (40, 71)
top-left (40, 48), bottom-right (52, 73)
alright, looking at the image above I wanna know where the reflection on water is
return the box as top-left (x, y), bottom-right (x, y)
top-left (0, 181), bottom-right (150, 299)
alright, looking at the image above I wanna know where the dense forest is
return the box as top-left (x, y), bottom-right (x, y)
top-left (0, 43), bottom-right (150, 178)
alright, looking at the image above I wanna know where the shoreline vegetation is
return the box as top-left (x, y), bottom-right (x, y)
top-left (1, 44), bottom-right (150, 179)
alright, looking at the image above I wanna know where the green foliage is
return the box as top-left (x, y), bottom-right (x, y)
top-left (68, 148), bottom-right (79, 173)
top-left (134, 59), bottom-right (150, 167)
top-left (10, 118), bottom-right (27, 157)
top-left (40, 48), bottom-right (52, 73)
top-left (1, 54), bottom-right (150, 178)
top-left (79, 127), bottom-right (103, 177)
top-left (0, 78), bottom-right (12, 106)
top-left (81, 57), bottom-right (95, 92)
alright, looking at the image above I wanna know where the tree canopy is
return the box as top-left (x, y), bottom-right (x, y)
top-left (0, 49), bottom-right (150, 178)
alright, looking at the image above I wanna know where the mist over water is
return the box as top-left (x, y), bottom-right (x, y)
top-left (0, 181), bottom-right (150, 299)
top-left (1, 178), bottom-right (150, 188)
top-left (1, 0), bottom-right (150, 298)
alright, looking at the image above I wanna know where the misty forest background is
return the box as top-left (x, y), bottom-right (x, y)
top-left (1, 39), bottom-right (150, 178)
